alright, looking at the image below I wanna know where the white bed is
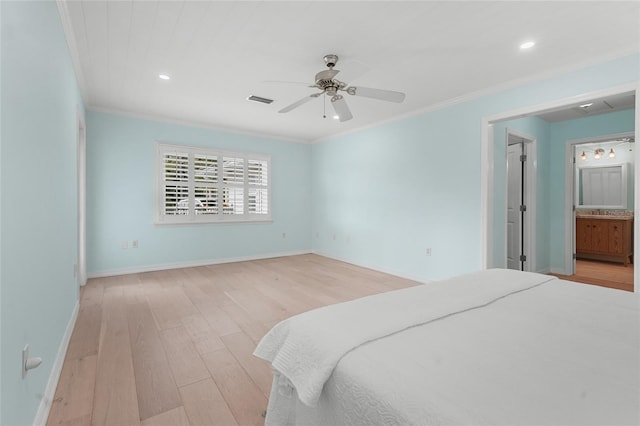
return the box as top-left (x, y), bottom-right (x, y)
top-left (254, 269), bottom-right (640, 426)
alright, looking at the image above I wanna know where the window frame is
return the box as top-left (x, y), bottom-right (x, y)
top-left (155, 143), bottom-right (272, 225)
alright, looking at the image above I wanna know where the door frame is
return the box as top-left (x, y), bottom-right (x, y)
top-left (564, 131), bottom-right (636, 276)
top-left (505, 130), bottom-right (536, 272)
top-left (481, 82), bottom-right (639, 293)
top-left (77, 107), bottom-right (87, 288)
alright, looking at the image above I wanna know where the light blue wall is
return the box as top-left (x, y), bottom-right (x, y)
top-left (86, 112), bottom-right (312, 276)
top-left (1, 2), bottom-right (83, 425)
top-left (312, 53), bottom-right (639, 282)
top-left (311, 110), bottom-right (482, 281)
top-left (492, 117), bottom-right (551, 272)
top-left (549, 109), bottom-right (636, 271)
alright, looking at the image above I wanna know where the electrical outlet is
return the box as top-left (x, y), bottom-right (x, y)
top-left (282, 232), bottom-right (286, 239)
top-left (426, 248), bottom-right (432, 256)
top-left (121, 241), bottom-right (128, 249)
top-left (132, 240), bottom-right (139, 248)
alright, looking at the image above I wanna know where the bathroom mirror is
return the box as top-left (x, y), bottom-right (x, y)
top-left (576, 163), bottom-right (628, 209)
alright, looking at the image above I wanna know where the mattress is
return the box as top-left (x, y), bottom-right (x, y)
top-left (255, 269), bottom-right (640, 425)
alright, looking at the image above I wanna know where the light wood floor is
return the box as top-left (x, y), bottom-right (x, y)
top-left (47, 254), bottom-right (419, 426)
top-left (552, 259), bottom-right (634, 292)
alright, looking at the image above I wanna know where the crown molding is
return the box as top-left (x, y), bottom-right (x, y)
top-left (86, 105), bottom-right (310, 145)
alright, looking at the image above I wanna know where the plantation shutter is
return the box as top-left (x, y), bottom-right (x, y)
top-left (157, 143), bottom-right (270, 223)
top-left (222, 156), bottom-right (244, 215)
top-left (248, 159), bottom-right (269, 214)
top-left (162, 151), bottom-right (189, 215)
top-left (194, 154), bottom-right (219, 215)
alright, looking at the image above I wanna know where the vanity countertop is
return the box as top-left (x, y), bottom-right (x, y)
top-left (576, 214), bottom-right (633, 220)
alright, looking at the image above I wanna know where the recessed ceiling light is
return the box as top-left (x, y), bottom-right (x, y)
top-left (520, 41), bottom-right (535, 50)
top-left (158, 74), bottom-right (171, 80)
top-left (579, 102), bottom-right (593, 108)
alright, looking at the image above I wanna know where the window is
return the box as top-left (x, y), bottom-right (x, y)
top-left (157, 143), bottom-right (271, 224)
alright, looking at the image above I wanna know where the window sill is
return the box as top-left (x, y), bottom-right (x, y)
top-left (154, 217), bottom-right (273, 226)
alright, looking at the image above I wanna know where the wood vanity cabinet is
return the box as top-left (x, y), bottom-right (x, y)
top-left (576, 217), bottom-right (633, 265)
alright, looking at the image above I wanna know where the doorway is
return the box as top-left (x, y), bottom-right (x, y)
top-left (563, 133), bottom-right (635, 291)
top-left (481, 83), bottom-right (639, 293)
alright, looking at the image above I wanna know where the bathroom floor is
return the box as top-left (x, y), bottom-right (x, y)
top-left (553, 259), bottom-right (634, 292)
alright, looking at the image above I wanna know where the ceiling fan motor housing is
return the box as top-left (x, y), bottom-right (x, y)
top-left (314, 67), bottom-right (345, 97)
top-left (315, 69), bottom-right (336, 85)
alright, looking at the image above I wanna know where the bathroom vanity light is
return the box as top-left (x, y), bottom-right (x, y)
top-left (580, 138), bottom-right (633, 161)
top-left (580, 149), bottom-right (606, 160)
top-left (593, 148), bottom-right (605, 159)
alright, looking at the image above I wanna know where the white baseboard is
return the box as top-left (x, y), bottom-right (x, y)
top-left (33, 300), bottom-right (79, 426)
top-left (549, 267), bottom-right (568, 275)
top-left (312, 250), bottom-right (432, 284)
top-left (87, 250), bottom-right (313, 278)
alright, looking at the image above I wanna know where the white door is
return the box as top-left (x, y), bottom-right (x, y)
top-left (507, 143), bottom-right (523, 270)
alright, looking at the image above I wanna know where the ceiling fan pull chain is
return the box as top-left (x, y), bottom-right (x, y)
top-left (323, 94), bottom-right (326, 119)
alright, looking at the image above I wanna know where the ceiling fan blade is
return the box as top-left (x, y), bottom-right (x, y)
top-left (347, 86), bottom-right (406, 103)
top-left (331, 95), bottom-right (353, 122)
top-left (263, 80), bottom-right (314, 87)
top-left (278, 93), bottom-right (322, 113)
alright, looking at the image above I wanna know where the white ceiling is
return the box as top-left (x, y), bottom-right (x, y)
top-left (59, 1), bottom-right (640, 143)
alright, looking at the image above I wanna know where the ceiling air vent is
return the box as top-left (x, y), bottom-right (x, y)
top-left (247, 95), bottom-right (274, 104)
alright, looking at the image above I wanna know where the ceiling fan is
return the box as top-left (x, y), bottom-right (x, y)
top-left (278, 54), bottom-right (406, 122)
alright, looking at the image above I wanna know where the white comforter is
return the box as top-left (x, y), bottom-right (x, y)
top-left (254, 269), bottom-right (555, 407)
top-left (254, 269), bottom-right (640, 425)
